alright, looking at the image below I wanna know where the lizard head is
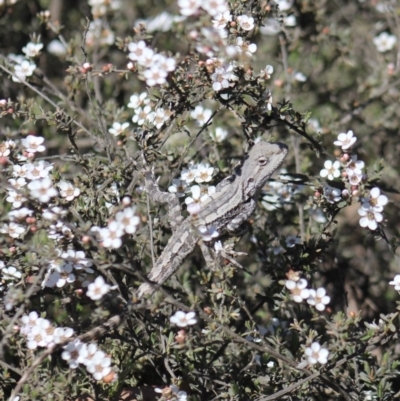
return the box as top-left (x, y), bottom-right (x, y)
top-left (241, 141), bottom-right (288, 197)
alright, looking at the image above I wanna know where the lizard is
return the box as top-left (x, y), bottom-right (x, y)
top-left (136, 140), bottom-right (288, 298)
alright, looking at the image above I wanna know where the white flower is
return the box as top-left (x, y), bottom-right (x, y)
top-left (276, 0), bottom-right (293, 10)
top-left (190, 105), bottom-right (213, 126)
top-left (323, 186), bottom-right (341, 203)
top-left (80, 343), bottom-right (98, 366)
top-left (8, 207), bottom-right (33, 221)
top-left (128, 40), bottom-right (147, 61)
top-left (195, 163), bottom-right (214, 183)
top-left (347, 170), bottom-right (362, 186)
top-left (168, 179), bottom-right (188, 198)
top-left (170, 310), bottom-right (197, 327)
top-left (178, 0), bottom-right (201, 16)
top-left (210, 127), bottom-right (228, 142)
top-left (61, 249), bottom-right (93, 272)
top-left (358, 205), bottom-right (383, 230)
top-left (27, 323), bottom-right (54, 349)
top-left (42, 206), bottom-right (65, 221)
top-left (153, 54), bottom-right (176, 72)
top-left (6, 190), bottom-right (26, 208)
top-left (21, 135), bottom-right (46, 153)
top-left (115, 206), bottom-right (140, 234)
top-left (363, 187), bottom-right (388, 212)
top-left (12, 60), bottom-right (36, 82)
top-left (235, 37), bottom-right (257, 56)
top-left (147, 108), bottom-right (171, 129)
top-left (307, 288), bottom-right (331, 311)
top-left (44, 260), bottom-right (76, 288)
top-left (99, 221), bottom-right (124, 249)
top-left (261, 65), bottom-right (274, 80)
top-left (21, 311), bottom-right (40, 335)
top-left (389, 275), bottom-right (400, 291)
top-left (87, 276), bottom-right (111, 300)
top-left (137, 47), bottom-right (155, 68)
top-left (132, 105), bottom-right (153, 126)
top-left (0, 222), bottom-right (25, 238)
top-left (320, 160), bottom-right (341, 180)
top-left (285, 278), bottom-right (310, 303)
top-left (58, 181), bottom-right (80, 201)
top-left (48, 221), bottom-right (73, 241)
top-left (25, 161), bottom-right (53, 180)
top-left (1, 266), bottom-right (22, 281)
top-left (12, 164), bottom-right (29, 178)
top-left (237, 15), bottom-right (255, 31)
top-left (22, 42), bottom-right (43, 58)
top-left (86, 350), bottom-right (112, 380)
top-left (373, 32), bottom-right (397, 52)
top-left (203, 0), bottom-right (229, 16)
top-left (53, 327), bottom-right (75, 344)
top-left (345, 155), bottom-right (364, 176)
top-left (143, 64), bottom-right (168, 86)
top-left (108, 122), bottom-right (129, 136)
top-left (8, 177), bottom-right (27, 189)
top-left (304, 342), bottom-right (329, 365)
top-left (61, 339), bottom-right (87, 368)
top-left (212, 10), bottom-right (232, 29)
top-left (286, 235), bottom-right (302, 248)
top-left (333, 130), bottom-right (357, 150)
top-left (293, 71), bottom-right (306, 82)
top-left (0, 140), bottom-right (15, 157)
top-left (28, 177), bottom-right (57, 203)
top-left (127, 92), bottom-right (150, 109)
top-left (210, 64), bottom-right (237, 91)
top-left (181, 165), bottom-right (199, 183)
top-left (185, 185), bottom-right (215, 205)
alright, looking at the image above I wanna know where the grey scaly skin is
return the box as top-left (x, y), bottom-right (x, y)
top-left (136, 141), bottom-right (288, 298)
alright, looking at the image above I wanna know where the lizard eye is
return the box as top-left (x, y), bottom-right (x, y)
top-left (258, 157), bottom-right (269, 166)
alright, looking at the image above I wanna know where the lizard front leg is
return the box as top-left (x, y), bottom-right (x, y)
top-left (226, 198), bottom-right (257, 233)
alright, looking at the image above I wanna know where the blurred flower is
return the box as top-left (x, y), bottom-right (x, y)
top-left (12, 60), bottom-right (36, 82)
top-left (28, 177), bottom-right (57, 202)
top-left (147, 107), bottom-right (171, 129)
top-left (323, 186), bottom-right (341, 203)
top-left (178, 0), bottom-right (201, 16)
top-left (25, 161), bottom-right (53, 180)
top-left (168, 179), bottom-right (188, 197)
top-left (99, 221), bottom-right (124, 249)
top-left (0, 222), bottom-right (25, 238)
top-left (293, 71), bottom-right (306, 82)
top-left (22, 42), bottom-right (43, 58)
top-left (132, 105), bottom-right (153, 125)
top-left (237, 15), bottom-right (255, 31)
top-left (115, 206), bottom-right (140, 234)
top-left (181, 165), bottom-right (199, 183)
top-left (304, 342), bottom-right (329, 365)
top-left (170, 310), bottom-right (197, 327)
top-left (59, 181), bottom-right (80, 201)
top-left (1, 265), bottom-right (22, 281)
top-left (285, 15), bottom-right (296, 26)
top-left (389, 275), bottom-right (400, 291)
top-left (213, 10), bottom-right (232, 29)
top-left (127, 92), bottom-right (150, 109)
top-left (128, 40), bottom-right (147, 61)
top-left (143, 64), bottom-right (168, 86)
top-left (190, 105), bottom-right (212, 125)
top-left (235, 37), bottom-right (257, 56)
top-left (210, 127), bottom-right (228, 142)
top-left (276, 0), bottom-right (293, 10)
top-left (6, 190), bottom-right (26, 208)
top-left (320, 160), bottom-right (341, 180)
top-left (108, 122), bottom-right (129, 136)
top-left (87, 276), bottom-right (111, 300)
top-left (21, 135), bottom-right (46, 153)
top-left (198, 225), bottom-right (219, 242)
top-left (47, 40), bottom-right (67, 57)
top-left (345, 155), bottom-right (364, 176)
top-left (373, 32), bottom-right (397, 52)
